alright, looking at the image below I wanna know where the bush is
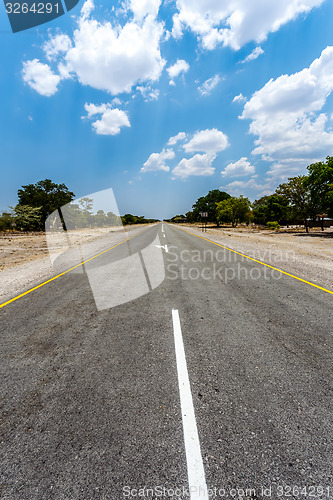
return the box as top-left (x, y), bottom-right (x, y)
top-left (266, 221), bottom-right (280, 231)
top-left (12, 205), bottom-right (43, 231)
top-left (0, 212), bottom-right (15, 231)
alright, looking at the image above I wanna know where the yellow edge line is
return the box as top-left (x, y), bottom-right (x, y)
top-left (173, 224), bottom-right (333, 296)
top-left (0, 225), bottom-right (154, 309)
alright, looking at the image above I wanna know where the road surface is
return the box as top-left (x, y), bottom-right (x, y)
top-left (1, 223), bottom-right (332, 499)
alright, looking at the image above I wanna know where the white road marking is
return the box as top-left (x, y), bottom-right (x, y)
top-left (172, 310), bottom-right (208, 500)
top-left (162, 224), bottom-right (165, 233)
top-left (163, 233), bottom-right (166, 238)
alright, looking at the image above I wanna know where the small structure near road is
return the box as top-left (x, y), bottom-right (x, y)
top-left (308, 214), bottom-right (333, 231)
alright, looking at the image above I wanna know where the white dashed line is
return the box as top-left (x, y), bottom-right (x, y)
top-left (172, 309), bottom-right (208, 500)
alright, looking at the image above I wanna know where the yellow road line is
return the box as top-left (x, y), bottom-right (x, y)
top-left (173, 225), bottom-right (333, 296)
top-left (0, 226), bottom-right (154, 309)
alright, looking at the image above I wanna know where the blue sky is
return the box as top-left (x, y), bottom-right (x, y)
top-left (1, 0), bottom-right (333, 219)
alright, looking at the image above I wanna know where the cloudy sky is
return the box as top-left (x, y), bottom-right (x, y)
top-left (1, 0), bottom-right (333, 218)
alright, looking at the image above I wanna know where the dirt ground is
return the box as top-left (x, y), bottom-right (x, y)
top-left (0, 225), bottom-right (147, 304)
top-left (0, 225), bottom-right (137, 270)
top-left (0, 232), bottom-right (49, 270)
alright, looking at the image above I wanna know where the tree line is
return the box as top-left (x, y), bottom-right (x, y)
top-left (0, 179), bottom-right (159, 231)
top-left (1, 156), bottom-right (332, 232)
top-left (171, 156), bottom-right (333, 233)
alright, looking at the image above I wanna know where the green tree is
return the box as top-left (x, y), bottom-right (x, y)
top-left (78, 197), bottom-right (93, 212)
top-left (107, 211), bottom-right (120, 226)
top-left (17, 179), bottom-right (75, 227)
top-left (171, 214), bottom-right (185, 223)
top-left (57, 203), bottom-right (82, 230)
top-left (77, 197), bottom-right (94, 227)
top-left (185, 211), bottom-right (195, 222)
top-left (276, 176), bottom-right (312, 232)
top-left (121, 214), bottom-right (136, 225)
top-left (192, 189), bottom-right (231, 226)
top-left (0, 211), bottom-right (15, 231)
top-left (305, 156), bottom-right (333, 217)
top-left (252, 194), bottom-right (290, 225)
top-left (94, 210), bottom-right (108, 227)
top-left (216, 196), bottom-right (252, 227)
top-left (12, 205), bottom-right (43, 231)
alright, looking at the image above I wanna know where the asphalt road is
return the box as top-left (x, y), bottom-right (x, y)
top-left (0, 223), bottom-right (332, 500)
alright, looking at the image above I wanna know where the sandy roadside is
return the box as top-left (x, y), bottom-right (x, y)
top-left (0, 225), bottom-right (153, 304)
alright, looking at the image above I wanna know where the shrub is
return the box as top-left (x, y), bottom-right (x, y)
top-left (0, 212), bottom-right (15, 231)
top-left (266, 221), bottom-right (280, 231)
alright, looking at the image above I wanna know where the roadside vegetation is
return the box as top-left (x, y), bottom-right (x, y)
top-left (1, 156), bottom-right (332, 233)
top-left (0, 179), bottom-right (158, 232)
top-left (167, 156), bottom-right (333, 232)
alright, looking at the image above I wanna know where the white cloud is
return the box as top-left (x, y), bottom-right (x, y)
top-left (241, 46), bottom-right (333, 180)
top-left (57, 62), bottom-right (72, 80)
top-left (25, 0), bottom-right (165, 97)
top-left (137, 85), bottom-right (160, 101)
top-left (198, 74), bottom-right (221, 96)
top-left (241, 46), bottom-right (264, 63)
top-left (233, 93), bottom-right (246, 103)
top-left (172, 0), bottom-right (325, 50)
top-left (148, 89), bottom-right (160, 101)
top-left (112, 97), bottom-right (122, 106)
top-left (81, 0), bottom-right (94, 20)
top-left (128, 0), bottom-right (162, 21)
top-left (84, 103), bottom-right (131, 135)
top-left (265, 158), bottom-right (310, 181)
top-left (221, 157), bottom-right (255, 177)
top-left (84, 103), bottom-right (108, 118)
top-left (167, 132), bottom-right (187, 145)
top-left (141, 128), bottom-right (228, 178)
top-left (183, 128), bottom-right (229, 154)
top-left (172, 154), bottom-right (216, 178)
top-left (141, 148), bottom-right (175, 173)
top-left (65, 9), bottom-right (165, 95)
top-left (167, 59), bottom-right (189, 85)
top-left (43, 34), bottom-right (72, 61)
top-left (221, 178), bottom-right (274, 197)
top-left (22, 59), bottom-right (61, 96)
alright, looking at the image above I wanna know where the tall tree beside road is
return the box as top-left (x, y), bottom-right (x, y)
top-left (252, 194), bottom-right (290, 225)
top-left (305, 156), bottom-right (333, 217)
top-left (185, 211), bottom-right (195, 223)
top-left (276, 176), bottom-right (312, 233)
top-left (192, 189), bottom-right (231, 226)
top-left (216, 195), bottom-right (252, 227)
top-left (17, 179), bottom-right (75, 228)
